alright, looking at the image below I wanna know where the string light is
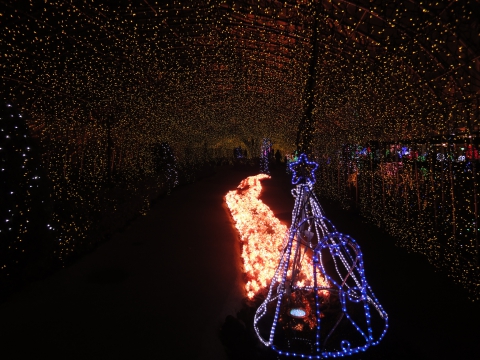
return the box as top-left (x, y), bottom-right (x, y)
top-left (315, 140), bottom-right (479, 300)
top-left (260, 138), bottom-right (273, 175)
top-left (225, 173), bottom-right (330, 299)
top-left (254, 154), bottom-right (387, 358)
top-left (225, 173), bottom-right (290, 299)
top-left (1, 1), bottom-right (479, 298)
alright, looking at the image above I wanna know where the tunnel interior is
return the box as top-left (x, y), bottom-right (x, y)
top-left (2, 1), bottom-right (480, 301)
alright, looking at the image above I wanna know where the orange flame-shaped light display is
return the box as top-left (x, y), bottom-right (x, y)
top-left (226, 174), bottom-right (330, 300)
top-left (225, 174), bottom-right (288, 299)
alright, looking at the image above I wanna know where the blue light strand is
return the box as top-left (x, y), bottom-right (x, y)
top-left (254, 154), bottom-right (388, 358)
top-left (289, 153), bottom-right (319, 185)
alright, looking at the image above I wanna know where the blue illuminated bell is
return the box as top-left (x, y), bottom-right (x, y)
top-left (254, 154), bottom-right (388, 358)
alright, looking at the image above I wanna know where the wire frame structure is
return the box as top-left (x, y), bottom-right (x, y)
top-left (254, 154), bottom-right (388, 358)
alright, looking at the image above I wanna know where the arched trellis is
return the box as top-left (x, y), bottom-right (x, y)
top-left (1, 0), bottom-right (479, 291)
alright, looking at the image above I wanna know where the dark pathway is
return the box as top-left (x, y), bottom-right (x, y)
top-left (1, 165), bottom-right (478, 360)
top-left (259, 168), bottom-right (480, 360)
top-left (0, 166), bottom-right (258, 360)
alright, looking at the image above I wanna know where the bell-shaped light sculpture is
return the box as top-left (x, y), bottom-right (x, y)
top-left (254, 154), bottom-right (388, 358)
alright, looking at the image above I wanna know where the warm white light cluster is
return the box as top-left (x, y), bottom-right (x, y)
top-left (225, 174), bottom-right (288, 299)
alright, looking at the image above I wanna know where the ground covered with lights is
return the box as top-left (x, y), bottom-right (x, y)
top-left (1, 165), bottom-right (478, 360)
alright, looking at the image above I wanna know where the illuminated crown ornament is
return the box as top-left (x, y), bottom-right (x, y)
top-left (254, 154), bottom-right (388, 358)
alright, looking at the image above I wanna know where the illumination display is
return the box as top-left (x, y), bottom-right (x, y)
top-left (1, 1), bottom-right (479, 299)
top-left (225, 174), bottom-right (289, 299)
top-left (254, 154), bottom-right (387, 358)
top-left (290, 153), bottom-right (319, 185)
top-left (226, 172), bottom-right (332, 299)
top-left (260, 138), bottom-right (273, 175)
top-left (316, 141), bottom-right (479, 301)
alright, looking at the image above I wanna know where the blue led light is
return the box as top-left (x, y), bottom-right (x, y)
top-left (254, 154), bottom-right (388, 358)
top-left (289, 153), bottom-right (319, 185)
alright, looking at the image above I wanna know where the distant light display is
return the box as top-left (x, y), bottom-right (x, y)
top-left (260, 138), bottom-right (273, 175)
top-left (153, 142), bottom-right (178, 193)
top-left (233, 146), bottom-right (245, 159)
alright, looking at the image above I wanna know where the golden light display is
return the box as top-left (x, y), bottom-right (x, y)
top-left (315, 143), bottom-right (480, 300)
top-left (225, 174), bottom-right (328, 299)
top-left (1, 1), bottom-right (479, 299)
top-left (225, 174), bottom-right (288, 298)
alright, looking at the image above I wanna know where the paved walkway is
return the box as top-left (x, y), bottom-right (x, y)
top-left (0, 166), bottom-right (259, 360)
